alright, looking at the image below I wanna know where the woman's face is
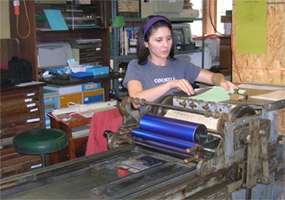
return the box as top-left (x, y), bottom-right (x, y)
top-left (144, 27), bottom-right (173, 62)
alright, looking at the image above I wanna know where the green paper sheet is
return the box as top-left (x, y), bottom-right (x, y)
top-left (189, 87), bottom-right (246, 103)
top-left (236, 0), bottom-right (267, 54)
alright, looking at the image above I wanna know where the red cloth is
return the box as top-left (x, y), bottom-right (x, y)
top-left (85, 108), bottom-right (123, 156)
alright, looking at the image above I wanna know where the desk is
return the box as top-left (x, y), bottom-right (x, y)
top-left (48, 112), bottom-right (92, 163)
top-left (40, 73), bottom-right (124, 101)
top-left (47, 104), bottom-right (122, 164)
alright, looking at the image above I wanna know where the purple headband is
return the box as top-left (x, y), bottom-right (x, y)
top-left (143, 16), bottom-right (170, 38)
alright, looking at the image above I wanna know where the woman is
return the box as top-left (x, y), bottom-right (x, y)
top-left (123, 15), bottom-right (237, 109)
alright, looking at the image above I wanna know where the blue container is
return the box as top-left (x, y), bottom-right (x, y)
top-left (86, 65), bottom-right (109, 76)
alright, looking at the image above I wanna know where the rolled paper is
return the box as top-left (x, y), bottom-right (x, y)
top-left (139, 114), bottom-right (207, 144)
top-left (134, 137), bottom-right (189, 154)
top-left (132, 128), bottom-right (196, 149)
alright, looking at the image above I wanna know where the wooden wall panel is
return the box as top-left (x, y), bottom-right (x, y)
top-left (232, 0), bottom-right (285, 85)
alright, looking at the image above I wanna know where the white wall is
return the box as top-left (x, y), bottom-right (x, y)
top-left (0, 0), bottom-right (11, 39)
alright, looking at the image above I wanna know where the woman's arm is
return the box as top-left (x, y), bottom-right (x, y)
top-left (127, 79), bottom-right (195, 108)
top-left (196, 69), bottom-right (238, 90)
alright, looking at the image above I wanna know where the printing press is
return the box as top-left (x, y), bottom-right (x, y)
top-left (1, 85), bottom-right (284, 199)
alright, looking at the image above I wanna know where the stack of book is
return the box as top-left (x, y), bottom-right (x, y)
top-left (119, 26), bottom-right (140, 56)
top-left (72, 124), bottom-right (90, 139)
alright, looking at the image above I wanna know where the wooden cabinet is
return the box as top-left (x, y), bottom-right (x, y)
top-left (0, 84), bottom-right (45, 178)
top-left (9, 0), bottom-right (111, 81)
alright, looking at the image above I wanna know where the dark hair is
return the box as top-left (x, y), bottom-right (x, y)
top-left (137, 15), bottom-right (176, 65)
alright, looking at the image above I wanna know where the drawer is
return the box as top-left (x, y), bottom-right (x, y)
top-left (79, 57), bottom-right (102, 64)
top-left (82, 88), bottom-right (104, 97)
top-left (0, 89), bottom-right (38, 102)
top-left (80, 50), bottom-right (101, 58)
top-left (0, 95), bottom-right (39, 107)
top-left (60, 93), bottom-right (82, 108)
top-left (44, 96), bottom-right (59, 108)
top-left (83, 94), bottom-right (104, 104)
top-left (79, 47), bottom-right (101, 54)
top-left (1, 146), bottom-right (41, 178)
top-left (0, 101), bottom-right (41, 114)
top-left (0, 104), bottom-right (41, 118)
top-left (1, 122), bottom-right (41, 138)
top-left (81, 82), bottom-right (101, 92)
top-left (82, 89), bottom-right (104, 104)
top-left (1, 112), bottom-right (42, 136)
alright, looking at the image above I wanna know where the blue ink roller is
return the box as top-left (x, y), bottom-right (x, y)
top-left (139, 114), bottom-right (207, 144)
top-left (132, 128), bottom-right (197, 150)
top-left (134, 137), bottom-right (192, 154)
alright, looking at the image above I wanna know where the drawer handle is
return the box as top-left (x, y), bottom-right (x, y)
top-left (27, 118), bottom-right (40, 123)
top-left (25, 98), bottom-right (33, 102)
top-left (30, 108), bottom-right (39, 112)
top-left (27, 92), bottom-right (35, 97)
top-left (27, 103), bottom-right (36, 108)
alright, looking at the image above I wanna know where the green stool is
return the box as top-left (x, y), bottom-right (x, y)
top-left (13, 128), bottom-right (69, 167)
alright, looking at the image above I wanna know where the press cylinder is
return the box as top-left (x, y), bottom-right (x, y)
top-left (139, 114), bottom-right (207, 144)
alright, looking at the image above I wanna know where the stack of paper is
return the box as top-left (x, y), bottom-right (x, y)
top-left (44, 84), bottom-right (82, 95)
top-left (250, 90), bottom-right (284, 101)
top-left (190, 87), bottom-right (245, 103)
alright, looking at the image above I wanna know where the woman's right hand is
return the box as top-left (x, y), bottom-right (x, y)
top-left (169, 79), bottom-right (195, 96)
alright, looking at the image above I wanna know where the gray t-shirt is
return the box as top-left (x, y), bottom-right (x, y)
top-left (123, 58), bottom-right (201, 97)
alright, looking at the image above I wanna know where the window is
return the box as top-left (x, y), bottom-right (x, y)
top-left (189, 0), bottom-right (202, 38)
top-left (217, 0), bottom-right (232, 34)
top-left (190, 0), bottom-right (232, 37)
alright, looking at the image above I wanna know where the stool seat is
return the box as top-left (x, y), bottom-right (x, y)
top-left (13, 129), bottom-right (68, 155)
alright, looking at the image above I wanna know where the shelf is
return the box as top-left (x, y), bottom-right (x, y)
top-left (39, 72), bottom-right (124, 86)
top-left (35, 2), bottom-right (99, 31)
top-left (175, 48), bottom-right (201, 55)
top-left (111, 55), bottom-right (136, 63)
top-left (110, 0), bottom-right (206, 93)
top-left (111, 48), bottom-right (201, 64)
top-left (9, 0), bottom-right (111, 93)
top-left (110, 17), bottom-right (202, 23)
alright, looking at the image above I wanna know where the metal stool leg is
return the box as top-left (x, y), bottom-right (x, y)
top-left (41, 154), bottom-right (46, 167)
